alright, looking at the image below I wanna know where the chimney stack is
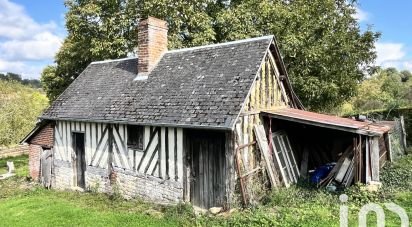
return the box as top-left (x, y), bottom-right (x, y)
top-left (138, 17), bottom-right (168, 75)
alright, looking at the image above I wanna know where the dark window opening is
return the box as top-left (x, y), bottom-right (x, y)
top-left (127, 125), bottom-right (144, 150)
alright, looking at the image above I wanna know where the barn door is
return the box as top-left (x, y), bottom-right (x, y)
top-left (187, 130), bottom-right (226, 209)
top-left (41, 148), bottom-right (52, 188)
top-left (73, 132), bottom-right (86, 188)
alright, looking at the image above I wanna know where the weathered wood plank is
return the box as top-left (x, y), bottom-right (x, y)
top-left (160, 127), bottom-right (167, 179)
top-left (335, 158), bottom-right (351, 183)
top-left (299, 148), bottom-right (309, 178)
top-left (254, 125), bottom-right (278, 189)
top-left (370, 136), bottom-right (380, 181)
top-left (176, 128), bottom-right (183, 182)
top-left (168, 127), bottom-right (175, 180)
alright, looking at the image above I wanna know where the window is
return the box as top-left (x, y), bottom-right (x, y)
top-left (127, 125), bottom-right (144, 150)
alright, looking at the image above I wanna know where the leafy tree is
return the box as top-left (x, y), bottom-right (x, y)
top-left (43, 0), bottom-right (379, 111)
top-left (400, 70), bottom-right (411, 82)
top-left (0, 72), bottom-right (41, 88)
top-left (0, 80), bottom-right (48, 146)
top-left (344, 68), bottom-right (412, 114)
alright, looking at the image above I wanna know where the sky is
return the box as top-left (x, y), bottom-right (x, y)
top-left (0, 0), bottom-right (411, 79)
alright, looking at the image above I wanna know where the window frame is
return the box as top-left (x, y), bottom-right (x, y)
top-left (127, 125), bottom-right (144, 151)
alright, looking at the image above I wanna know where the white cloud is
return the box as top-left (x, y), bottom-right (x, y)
top-left (375, 42), bottom-right (406, 65)
top-left (375, 42), bottom-right (412, 71)
top-left (0, 32), bottom-right (62, 61)
top-left (0, 59), bottom-right (47, 79)
top-left (0, 0), bottom-right (63, 78)
top-left (354, 7), bottom-right (368, 22)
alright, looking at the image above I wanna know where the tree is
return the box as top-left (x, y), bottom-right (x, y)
top-left (0, 72), bottom-right (41, 88)
top-left (346, 68), bottom-right (412, 114)
top-left (0, 80), bottom-right (48, 146)
top-left (43, 0), bottom-right (379, 111)
top-left (400, 70), bottom-right (411, 82)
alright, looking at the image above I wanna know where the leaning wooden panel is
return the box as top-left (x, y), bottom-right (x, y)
top-left (254, 125), bottom-right (278, 188)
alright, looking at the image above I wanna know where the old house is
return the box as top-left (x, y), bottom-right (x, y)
top-left (23, 17), bottom-right (392, 209)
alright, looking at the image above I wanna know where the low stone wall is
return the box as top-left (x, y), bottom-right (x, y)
top-left (0, 145), bottom-right (29, 159)
top-left (86, 165), bottom-right (110, 193)
top-left (52, 160), bottom-right (183, 204)
top-left (114, 167), bottom-right (183, 204)
top-left (53, 159), bottom-right (74, 189)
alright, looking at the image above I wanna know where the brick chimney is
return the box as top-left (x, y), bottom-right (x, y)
top-left (138, 17), bottom-right (168, 75)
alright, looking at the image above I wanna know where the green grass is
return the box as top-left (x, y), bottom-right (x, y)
top-left (1, 154), bottom-right (411, 226)
top-left (0, 154), bottom-right (28, 176)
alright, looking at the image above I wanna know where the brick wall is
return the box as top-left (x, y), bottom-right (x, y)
top-left (138, 17), bottom-right (168, 74)
top-left (28, 123), bottom-right (55, 180)
top-left (29, 144), bottom-right (42, 179)
top-left (30, 123), bottom-right (54, 147)
top-left (0, 145), bottom-right (29, 159)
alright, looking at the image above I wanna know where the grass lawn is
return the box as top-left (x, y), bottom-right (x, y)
top-left (0, 154), bottom-right (411, 226)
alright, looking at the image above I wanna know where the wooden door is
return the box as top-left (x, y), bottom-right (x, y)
top-left (41, 149), bottom-right (52, 188)
top-left (187, 130), bottom-right (226, 209)
top-left (73, 132), bottom-right (86, 188)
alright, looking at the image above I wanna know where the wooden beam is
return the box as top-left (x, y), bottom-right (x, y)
top-left (299, 148), bottom-right (309, 178)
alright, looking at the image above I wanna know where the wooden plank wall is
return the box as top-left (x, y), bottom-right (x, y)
top-left (235, 50), bottom-right (290, 172)
top-left (54, 121), bottom-right (184, 182)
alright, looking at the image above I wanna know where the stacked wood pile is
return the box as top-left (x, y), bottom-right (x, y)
top-left (319, 139), bottom-right (361, 188)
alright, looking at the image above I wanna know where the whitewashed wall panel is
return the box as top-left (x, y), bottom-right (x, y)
top-left (54, 121), bottom-right (184, 182)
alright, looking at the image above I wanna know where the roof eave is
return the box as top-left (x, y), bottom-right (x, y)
top-left (261, 111), bottom-right (387, 137)
top-left (40, 116), bottom-right (233, 131)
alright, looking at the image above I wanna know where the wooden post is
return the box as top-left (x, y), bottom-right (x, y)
top-left (225, 131), bottom-right (235, 208)
top-left (299, 148), bottom-right (309, 178)
top-left (182, 130), bottom-right (190, 202)
top-left (107, 124), bottom-right (114, 177)
top-left (370, 137), bottom-right (380, 182)
top-left (365, 137), bottom-right (371, 183)
top-left (400, 116), bottom-right (408, 153)
top-left (386, 133), bottom-right (393, 162)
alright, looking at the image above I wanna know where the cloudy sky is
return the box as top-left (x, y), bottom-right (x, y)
top-left (0, 0), bottom-right (411, 79)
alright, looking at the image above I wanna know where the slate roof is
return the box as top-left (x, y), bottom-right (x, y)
top-left (41, 35), bottom-right (274, 129)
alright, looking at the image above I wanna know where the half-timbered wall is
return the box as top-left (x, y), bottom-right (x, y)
top-left (235, 49), bottom-right (290, 174)
top-left (53, 120), bottom-right (184, 203)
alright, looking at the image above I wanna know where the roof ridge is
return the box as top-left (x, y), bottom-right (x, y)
top-left (90, 56), bottom-right (138, 65)
top-left (167, 35), bottom-right (274, 54)
top-left (89, 35), bottom-right (274, 64)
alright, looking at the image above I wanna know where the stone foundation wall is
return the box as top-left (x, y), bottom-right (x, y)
top-left (85, 165), bottom-right (110, 193)
top-left (53, 159), bottom-right (73, 189)
top-left (114, 167), bottom-right (183, 204)
top-left (52, 161), bottom-right (183, 204)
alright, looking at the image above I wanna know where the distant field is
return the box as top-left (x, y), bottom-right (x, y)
top-left (0, 155), bottom-right (411, 226)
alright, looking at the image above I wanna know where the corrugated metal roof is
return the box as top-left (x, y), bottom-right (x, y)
top-left (262, 108), bottom-right (390, 136)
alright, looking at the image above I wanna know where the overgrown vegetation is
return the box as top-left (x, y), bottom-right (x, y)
top-left (42, 0), bottom-right (378, 111)
top-left (338, 67), bottom-right (412, 115)
top-left (0, 72), bottom-right (41, 88)
top-left (1, 154), bottom-right (411, 226)
top-left (0, 80), bottom-right (48, 147)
